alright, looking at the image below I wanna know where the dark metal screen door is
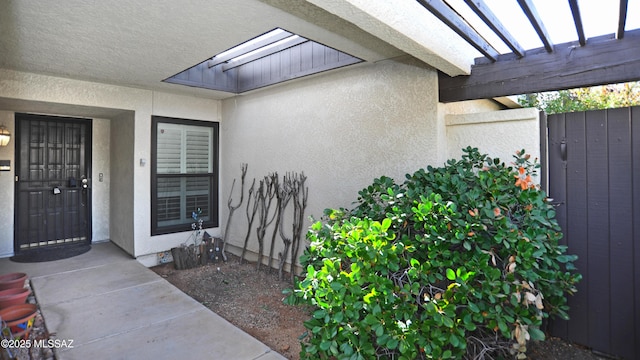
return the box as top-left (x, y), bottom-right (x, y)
top-left (14, 113), bottom-right (92, 253)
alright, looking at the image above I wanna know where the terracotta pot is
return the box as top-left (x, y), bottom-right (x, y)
top-left (0, 273), bottom-right (27, 290)
top-left (0, 304), bottom-right (37, 339)
top-left (0, 288), bottom-right (30, 309)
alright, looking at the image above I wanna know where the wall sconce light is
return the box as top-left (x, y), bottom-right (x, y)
top-left (0, 125), bottom-right (10, 147)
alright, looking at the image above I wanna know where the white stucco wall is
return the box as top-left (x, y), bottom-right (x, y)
top-left (0, 111), bottom-right (15, 257)
top-left (220, 57), bottom-right (442, 261)
top-left (92, 118), bottom-right (111, 242)
top-left (445, 99), bottom-right (503, 115)
top-left (446, 107), bottom-right (541, 167)
top-left (109, 111), bottom-right (136, 254)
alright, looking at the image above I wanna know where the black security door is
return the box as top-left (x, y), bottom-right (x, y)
top-left (14, 113), bottom-right (92, 254)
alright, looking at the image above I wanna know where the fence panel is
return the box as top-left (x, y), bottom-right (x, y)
top-left (547, 107), bottom-right (639, 359)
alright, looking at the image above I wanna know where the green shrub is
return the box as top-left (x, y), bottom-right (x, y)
top-left (286, 147), bottom-right (581, 359)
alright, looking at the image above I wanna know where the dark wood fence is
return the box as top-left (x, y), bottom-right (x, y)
top-left (547, 106), bottom-right (640, 359)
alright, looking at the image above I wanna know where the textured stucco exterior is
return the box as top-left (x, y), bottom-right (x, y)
top-left (304, 0), bottom-right (477, 75)
top-left (0, 111), bottom-right (15, 257)
top-left (446, 107), bottom-right (541, 166)
top-left (445, 99), bottom-right (503, 115)
top-left (109, 111), bottom-right (136, 255)
top-left (0, 63), bottom-right (539, 266)
top-left (221, 58), bottom-right (441, 257)
top-left (91, 118), bottom-right (111, 242)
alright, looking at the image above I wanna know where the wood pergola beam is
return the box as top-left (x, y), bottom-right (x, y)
top-left (438, 29), bottom-right (640, 102)
top-left (617, 0), bottom-right (628, 39)
top-left (416, 0), bottom-right (499, 61)
top-left (463, 0), bottom-right (525, 57)
top-left (517, 0), bottom-right (553, 53)
top-left (568, 0), bottom-right (586, 46)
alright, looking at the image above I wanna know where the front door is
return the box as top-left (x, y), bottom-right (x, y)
top-left (14, 113), bottom-right (92, 254)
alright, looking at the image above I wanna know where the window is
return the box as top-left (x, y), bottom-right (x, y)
top-left (151, 116), bottom-right (219, 235)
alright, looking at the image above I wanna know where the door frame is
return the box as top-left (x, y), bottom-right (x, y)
top-left (13, 113), bottom-right (93, 254)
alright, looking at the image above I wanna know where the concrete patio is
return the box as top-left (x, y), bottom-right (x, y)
top-left (0, 242), bottom-right (286, 360)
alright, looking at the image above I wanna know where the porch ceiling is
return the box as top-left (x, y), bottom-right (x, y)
top-left (1, 1), bottom-right (637, 102)
top-left (0, 0), bottom-right (407, 100)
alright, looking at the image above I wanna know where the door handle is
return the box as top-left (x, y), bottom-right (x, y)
top-left (81, 176), bottom-right (89, 207)
top-left (547, 199), bottom-right (564, 207)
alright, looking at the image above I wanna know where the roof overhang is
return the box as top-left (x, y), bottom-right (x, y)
top-left (302, 0), bottom-right (478, 76)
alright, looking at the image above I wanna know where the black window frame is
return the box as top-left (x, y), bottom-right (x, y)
top-left (151, 116), bottom-right (219, 236)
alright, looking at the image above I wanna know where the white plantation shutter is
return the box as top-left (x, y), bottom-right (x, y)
top-left (153, 119), bottom-right (217, 231)
top-left (157, 128), bottom-right (181, 174)
top-left (157, 125), bottom-right (212, 174)
top-left (186, 129), bottom-right (212, 173)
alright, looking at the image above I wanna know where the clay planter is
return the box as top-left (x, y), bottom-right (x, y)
top-left (0, 273), bottom-right (27, 291)
top-left (0, 288), bottom-right (30, 309)
top-left (0, 304), bottom-right (37, 339)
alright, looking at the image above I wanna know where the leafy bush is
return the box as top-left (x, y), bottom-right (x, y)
top-left (286, 147), bottom-right (581, 359)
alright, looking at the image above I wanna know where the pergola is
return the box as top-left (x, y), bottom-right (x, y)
top-left (420, 0), bottom-right (640, 102)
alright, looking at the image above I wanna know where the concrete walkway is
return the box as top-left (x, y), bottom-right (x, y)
top-left (0, 242), bottom-right (286, 360)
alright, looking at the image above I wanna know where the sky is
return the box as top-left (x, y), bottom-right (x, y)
top-left (446, 0), bottom-right (640, 54)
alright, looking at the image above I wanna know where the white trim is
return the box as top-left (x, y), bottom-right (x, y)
top-left (446, 108), bottom-right (539, 126)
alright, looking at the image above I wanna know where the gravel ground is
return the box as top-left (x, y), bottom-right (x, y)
top-left (152, 254), bottom-right (309, 359)
top-left (152, 256), bottom-right (609, 360)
